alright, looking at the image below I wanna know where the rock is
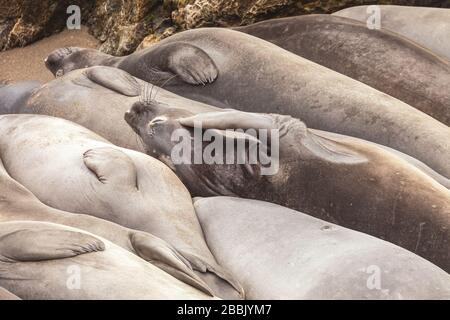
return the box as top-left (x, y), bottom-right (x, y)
top-left (1, 0), bottom-right (448, 55)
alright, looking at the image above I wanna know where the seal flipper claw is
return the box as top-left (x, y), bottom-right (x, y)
top-left (178, 250), bottom-right (245, 299)
top-left (130, 232), bottom-right (214, 296)
top-left (83, 147), bottom-right (138, 189)
top-left (85, 66), bottom-right (141, 96)
top-left (0, 227), bottom-right (105, 262)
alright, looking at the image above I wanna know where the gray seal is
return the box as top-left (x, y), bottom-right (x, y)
top-left (0, 221), bottom-right (217, 300)
top-left (125, 105), bottom-right (450, 272)
top-left (194, 197), bottom-right (450, 299)
top-left (0, 114), bottom-right (243, 299)
top-left (235, 14), bottom-right (450, 126)
top-left (44, 29), bottom-right (450, 178)
top-left (334, 5), bottom-right (450, 61)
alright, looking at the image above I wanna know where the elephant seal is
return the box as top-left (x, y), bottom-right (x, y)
top-left (125, 105), bottom-right (450, 272)
top-left (235, 14), bottom-right (450, 125)
top-left (0, 80), bottom-right (42, 115)
top-left (0, 220), bottom-right (217, 300)
top-left (45, 29), bottom-right (450, 178)
top-left (194, 197), bottom-right (450, 299)
top-left (0, 114), bottom-right (243, 299)
top-left (1, 67), bottom-right (220, 151)
top-left (0, 156), bottom-right (216, 296)
top-left (0, 287), bottom-right (20, 300)
top-left (334, 5), bottom-right (450, 61)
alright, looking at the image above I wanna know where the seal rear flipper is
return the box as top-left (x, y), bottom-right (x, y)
top-left (130, 232), bottom-right (215, 296)
top-left (85, 66), bottom-right (141, 96)
top-left (0, 227), bottom-right (105, 262)
top-left (83, 147), bottom-right (138, 189)
top-left (148, 42), bottom-right (218, 85)
top-left (178, 250), bottom-right (245, 299)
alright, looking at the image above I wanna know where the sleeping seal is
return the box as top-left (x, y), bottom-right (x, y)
top-left (44, 29), bottom-right (450, 178)
top-left (0, 114), bottom-right (243, 299)
top-left (0, 155), bottom-right (215, 296)
top-left (0, 221), bottom-right (217, 300)
top-left (235, 14), bottom-right (450, 125)
top-left (125, 105), bottom-right (450, 272)
top-left (194, 197), bottom-right (450, 299)
top-left (334, 5), bottom-right (450, 61)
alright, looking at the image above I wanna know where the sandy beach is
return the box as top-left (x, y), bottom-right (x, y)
top-left (0, 27), bottom-right (99, 83)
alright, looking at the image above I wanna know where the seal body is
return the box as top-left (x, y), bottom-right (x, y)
top-left (0, 156), bottom-right (217, 297)
top-left (0, 287), bottom-right (20, 300)
top-left (54, 29), bottom-right (450, 178)
top-left (0, 80), bottom-right (42, 115)
top-left (334, 5), bottom-right (450, 61)
top-left (236, 14), bottom-right (450, 125)
top-left (0, 221), bottom-right (216, 300)
top-left (194, 197), bottom-right (450, 299)
top-left (3, 67), bottom-right (219, 152)
top-left (0, 114), bottom-right (243, 299)
top-left (125, 106), bottom-right (450, 272)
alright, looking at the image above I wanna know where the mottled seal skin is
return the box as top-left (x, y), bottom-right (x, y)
top-left (0, 287), bottom-right (20, 300)
top-left (0, 114), bottom-right (243, 299)
top-left (0, 156), bottom-right (215, 297)
top-left (0, 80), bottom-right (42, 115)
top-left (0, 221), bottom-right (217, 300)
top-left (2, 67), bottom-right (220, 152)
top-left (125, 106), bottom-right (450, 272)
top-left (194, 197), bottom-right (450, 300)
top-left (235, 15), bottom-right (450, 126)
top-left (334, 5), bottom-right (450, 61)
top-left (46, 29), bottom-right (450, 178)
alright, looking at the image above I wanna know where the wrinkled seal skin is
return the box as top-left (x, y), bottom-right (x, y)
top-left (1, 67), bottom-right (219, 152)
top-left (0, 287), bottom-right (20, 300)
top-left (0, 80), bottom-right (42, 115)
top-left (0, 221), bottom-right (217, 300)
top-left (125, 106), bottom-right (450, 272)
top-left (194, 197), bottom-right (450, 299)
top-left (334, 5), bottom-right (450, 61)
top-left (235, 15), bottom-right (450, 126)
top-left (46, 29), bottom-right (450, 178)
top-left (0, 155), bottom-right (216, 297)
top-left (0, 114), bottom-right (243, 299)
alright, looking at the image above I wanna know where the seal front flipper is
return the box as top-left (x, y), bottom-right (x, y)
top-left (83, 147), bottom-right (138, 189)
top-left (0, 226), bottom-right (105, 262)
top-left (146, 42), bottom-right (219, 85)
top-left (178, 250), bottom-right (245, 299)
top-left (85, 66), bottom-right (141, 96)
top-left (131, 232), bottom-right (214, 296)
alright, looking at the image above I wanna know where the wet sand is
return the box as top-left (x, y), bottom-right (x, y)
top-left (0, 27), bottom-right (99, 83)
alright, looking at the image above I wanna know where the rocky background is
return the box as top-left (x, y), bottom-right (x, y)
top-left (1, 0), bottom-right (449, 56)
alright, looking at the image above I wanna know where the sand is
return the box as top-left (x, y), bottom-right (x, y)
top-left (0, 26), bottom-right (99, 83)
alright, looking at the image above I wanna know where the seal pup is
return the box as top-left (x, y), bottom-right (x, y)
top-left (334, 5), bottom-right (450, 61)
top-left (235, 14), bottom-right (450, 125)
top-left (125, 105), bottom-right (450, 272)
top-left (194, 197), bottom-right (450, 299)
top-left (0, 220), bottom-right (217, 300)
top-left (44, 29), bottom-right (450, 178)
top-left (0, 155), bottom-right (215, 296)
top-left (0, 114), bottom-right (243, 299)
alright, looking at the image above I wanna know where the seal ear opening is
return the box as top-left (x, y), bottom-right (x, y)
top-left (85, 66), bottom-right (141, 97)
